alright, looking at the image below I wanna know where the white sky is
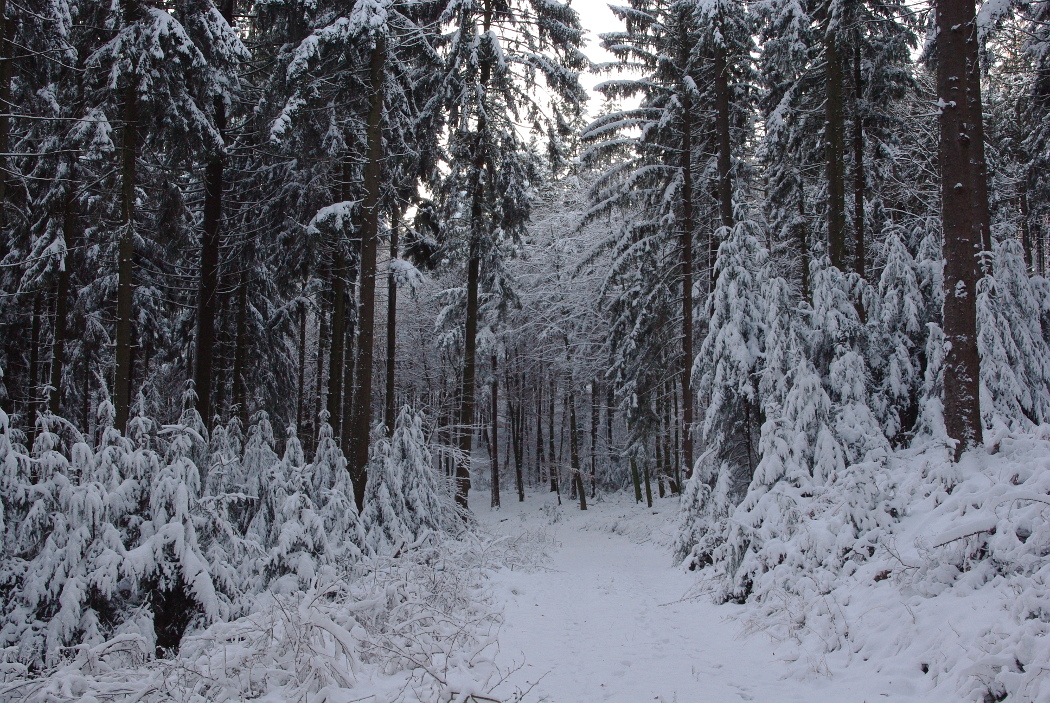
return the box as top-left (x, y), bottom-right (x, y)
top-left (571, 0), bottom-right (625, 117)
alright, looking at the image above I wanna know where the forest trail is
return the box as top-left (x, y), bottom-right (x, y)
top-left (476, 492), bottom-right (930, 703)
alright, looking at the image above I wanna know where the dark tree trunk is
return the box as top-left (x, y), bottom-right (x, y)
top-left (489, 353), bottom-right (500, 508)
top-left (589, 379), bottom-right (598, 497)
top-left (114, 78), bottom-right (138, 432)
top-left (349, 38), bottom-right (387, 511)
top-left (314, 281), bottom-right (330, 432)
top-left (798, 182), bottom-right (810, 298)
top-left (535, 375), bottom-right (544, 485)
top-left (852, 45), bottom-right (866, 279)
top-left (549, 374), bottom-right (558, 493)
top-left (1021, 175), bottom-right (1033, 273)
top-left (715, 39), bottom-right (733, 231)
top-left (937, 0), bottom-right (987, 458)
top-left (825, 36), bottom-right (847, 270)
top-left (384, 207), bottom-right (400, 431)
top-left (296, 299), bottom-right (307, 437)
top-left (28, 294), bottom-right (42, 428)
top-left (340, 304), bottom-right (356, 456)
top-left (327, 160), bottom-right (355, 440)
top-left (0, 0), bottom-right (11, 226)
top-left (49, 186), bottom-right (78, 415)
top-left (232, 273), bottom-right (249, 423)
top-left (193, 85), bottom-right (229, 429)
top-left (631, 455), bottom-right (642, 503)
top-left (568, 389), bottom-right (586, 510)
top-left (679, 16), bottom-right (695, 481)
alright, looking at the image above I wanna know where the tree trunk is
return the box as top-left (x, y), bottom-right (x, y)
top-left (296, 299), bottom-right (307, 437)
top-left (231, 272), bottom-right (249, 423)
top-left (589, 379), bottom-right (598, 497)
top-left (679, 15), bottom-right (695, 481)
top-left (631, 455), bottom-right (642, 503)
top-left (490, 353), bottom-right (500, 508)
top-left (549, 374), bottom-right (558, 493)
top-left (535, 375), bottom-right (544, 485)
top-left (340, 302), bottom-right (356, 456)
top-left (313, 281), bottom-right (330, 433)
top-left (349, 38), bottom-right (387, 510)
top-left (1021, 174), bottom-right (1033, 273)
top-left (193, 75), bottom-right (230, 429)
top-left (114, 77), bottom-right (138, 432)
top-left (643, 457), bottom-right (653, 508)
top-left (852, 44), bottom-right (866, 279)
top-left (825, 36), bottom-right (847, 270)
top-left (568, 389), bottom-right (586, 510)
top-left (28, 294), bottom-right (42, 428)
top-left (937, 0), bottom-right (987, 459)
top-left (715, 38), bottom-right (733, 231)
top-left (0, 0), bottom-right (11, 226)
top-left (384, 207), bottom-right (400, 431)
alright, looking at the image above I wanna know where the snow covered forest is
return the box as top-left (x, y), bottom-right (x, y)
top-left (1, 0), bottom-right (1050, 698)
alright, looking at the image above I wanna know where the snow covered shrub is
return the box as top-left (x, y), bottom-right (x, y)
top-left (871, 231), bottom-right (926, 442)
top-left (361, 407), bottom-right (455, 554)
top-left (977, 238), bottom-right (1050, 431)
top-left (250, 425), bottom-right (334, 592)
top-left (309, 417), bottom-right (363, 553)
top-left (695, 216), bottom-right (768, 503)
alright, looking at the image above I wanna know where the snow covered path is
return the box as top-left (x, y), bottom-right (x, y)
top-left (477, 493), bottom-right (929, 703)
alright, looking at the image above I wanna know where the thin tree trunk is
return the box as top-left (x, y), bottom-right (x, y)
top-left (384, 207), bottom-right (400, 431)
top-left (490, 353), bottom-right (500, 508)
top-left (715, 38), bottom-right (733, 231)
top-left (349, 37), bottom-right (387, 510)
top-left (937, 0), bottom-right (987, 458)
top-left (536, 377), bottom-right (544, 485)
top-left (679, 14), bottom-right (695, 481)
top-left (672, 377), bottom-right (681, 493)
top-left (296, 299), bottom-right (307, 437)
top-left (314, 281), bottom-right (330, 432)
top-left (631, 455), bottom-right (642, 503)
top-left (114, 74), bottom-right (138, 432)
top-left (643, 456), bottom-right (653, 508)
top-left (589, 379), bottom-right (598, 497)
top-left (568, 389), bottom-right (586, 510)
top-left (231, 272), bottom-right (249, 423)
top-left (798, 182), bottom-right (810, 298)
top-left (28, 294), bottom-right (42, 427)
top-left (193, 63), bottom-right (231, 429)
top-left (327, 160), bottom-right (354, 439)
top-left (1021, 174), bottom-right (1033, 273)
top-left (340, 303), bottom-right (356, 455)
top-left (0, 0), bottom-right (11, 232)
top-left (825, 36), bottom-right (847, 270)
top-left (853, 44), bottom-right (866, 279)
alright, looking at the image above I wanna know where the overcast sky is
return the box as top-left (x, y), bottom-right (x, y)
top-left (572, 0), bottom-right (624, 116)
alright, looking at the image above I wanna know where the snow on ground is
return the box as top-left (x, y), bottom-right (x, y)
top-left (474, 490), bottom-right (949, 703)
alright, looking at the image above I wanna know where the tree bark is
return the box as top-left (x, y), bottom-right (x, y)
top-left (852, 44), bottom-right (866, 279)
top-left (937, 0), bottom-right (987, 459)
top-left (715, 38), bottom-right (733, 231)
top-left (193, 85), bottom-right (230, 429)
top-left (0, 0), bottom-right (11, 222)
top-left (535, 377), bottom-right (544, 485)
top-left (490, 353), bottom-right (500, 508)
top-left (568, 389), bottom-right (586, 510)
top-left (349, 37), bottom-right (387, 510)
top-left (589, 379), bottom-right (598, 497)
top-left (825, 35), bottom-right (847, 270)
top-left (231, 272), bottom-right (249, 423)
top-left (28, 294), bottom-right (42, 428)
top-left (679, 14), bottom-right (695, 481)
top-left (549, 374), bottom-right (558, 493)
top-left (296, 299), bottom-right (307, 437)
top-left (114, 76), bottom-right (138, 432)
top-left (384, 207), bottom-right (400, 431)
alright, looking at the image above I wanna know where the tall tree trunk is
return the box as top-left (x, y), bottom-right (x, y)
top-left (327, 160), bottom-right (354, 440)
top-left (825, 36), bottom-right (847, 270)
top-left (549, 374), bottom-right (558, 493)
top-left (852, 45), bottom-right (866, 279)
top-left (49, 185), bottom-right (78, 415)
top-left (937, 0), bottom-right (987, 459)
top-left (314, 281), bottom-right (330, 432)
top-left (1021, 173), bottom-right (1033, 273)
top-left (0, 0), bottom-right (11, 226)
top-left (384, 207), bottom-right (400, 431)
top-left (231, 272), bottom-right (249, 423)
top-left (672, 377), bottom-right (681, 493)
top-left (643, 457), bottom-right (653, 508)
top-left (679, 14), bottom-right (695, 481)
top-left (296, 299), bottom-right (307, 437)
top-left (193, 40), bottom-right (232, 429)
top-left (340, 304), bottom-right (356, 456)
top-left (349, 37), bottom-right (387, 510)
top-left (28, 294), bottom-right (42, 428)
top-left (114, 76), bottom-right (138, 431)
top-left (535, 377), bottom-right (544, 485)
top-left (489, 353), bottom-right (500, 508)
top-left (589, 379), bottom-right (598, 497)
top-left (798, 181), bottom-right (810, 298)
top-left (631, 455), bottom-right (642, 503)
top-left (715, 37), bottom-right (733, 231)
top-left (568, 389), bottom-right (586, 510)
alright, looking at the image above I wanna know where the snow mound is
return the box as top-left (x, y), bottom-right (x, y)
top-left (704, 432), bottom-right (1050, 702)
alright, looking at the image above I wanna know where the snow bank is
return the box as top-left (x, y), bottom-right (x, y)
top-left (705, 433), bottom-right (1050, 702)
